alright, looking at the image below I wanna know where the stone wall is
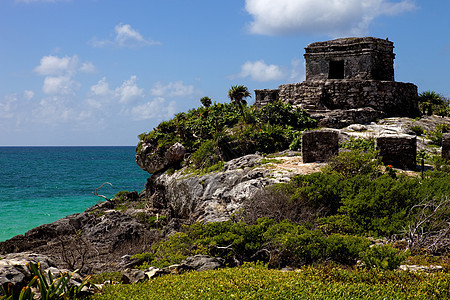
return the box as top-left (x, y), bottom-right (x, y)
top-left (304, 37), bottom-right (395, 81)
top-left (375, 135), bottom-right (417, 170)
top-left (278, 80), bottom-right (419, 117)
top-left (442, 133), bottom-right (450, 160)
top-left (302, 129), bottom-right (340, 163)
top-left (254, 89), bottom-right (279, 107)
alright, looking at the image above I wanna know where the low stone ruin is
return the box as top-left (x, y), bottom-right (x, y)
top-left (301, 129), bottom-right (339, 163)
top-left (375, 135), bottom-right (417, 170)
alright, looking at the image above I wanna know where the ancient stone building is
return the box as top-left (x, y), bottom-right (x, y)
top-left (255, 37), bottom-right (420, 128)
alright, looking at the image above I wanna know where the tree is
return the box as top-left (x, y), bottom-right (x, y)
top-left (228, 85), bottom-right (251, 107)
top-left (200, 96), bottom-right (212, 108)
top-left (419, 90), bottom-right (445, 116)
top-left (228, 85), bottom-right (251, 121)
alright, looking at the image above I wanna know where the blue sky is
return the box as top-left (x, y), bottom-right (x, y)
top-left (1, 0), bottom-right (449, 146)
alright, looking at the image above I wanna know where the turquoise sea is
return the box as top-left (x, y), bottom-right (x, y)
top-left (0, 147), bottom-right (149, 242)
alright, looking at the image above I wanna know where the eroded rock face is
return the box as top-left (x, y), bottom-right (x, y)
top-left (136, 142), bottom-right (186, 174)
top-left (143, 154), bottom-right (300, 223)
top-left (0, 202), bottom-right (161, 274)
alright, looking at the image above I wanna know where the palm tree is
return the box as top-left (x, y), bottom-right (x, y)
top-left (228, 85), bottom-right (251, 121)
top-left (419, 91), bottom-right (445, 116)
top-left (200, 96), bottom-right (212, 108)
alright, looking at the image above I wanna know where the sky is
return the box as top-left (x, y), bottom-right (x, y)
top-left (1, 0), bottom-right (449, 146)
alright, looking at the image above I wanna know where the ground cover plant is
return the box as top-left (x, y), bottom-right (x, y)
top-left (93, 265), bottom-right (450, 300)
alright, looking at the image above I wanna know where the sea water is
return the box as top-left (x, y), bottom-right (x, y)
top-left (0, 146), bottom-right (149, 242)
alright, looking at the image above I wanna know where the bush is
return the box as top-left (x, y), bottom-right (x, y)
top-left (324, 149), bottom-right (382, 179)
top-left (340, 137), bottom-right (375, 151)
top-left (410, 125), bottom-right (424, 136)
top-left (359, 244), bottom-right (409, 270)
top-left (137, 100), bottom-right (317, 170)
top-left (144, 219), bottom-right (371, 269)
top-left (190, 139), bottom-right (221, 169)
top-left (426, 123), bottom-right (449, 146)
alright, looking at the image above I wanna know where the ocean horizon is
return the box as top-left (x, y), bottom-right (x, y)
top-left (0, 146), bottom-right (149, 242)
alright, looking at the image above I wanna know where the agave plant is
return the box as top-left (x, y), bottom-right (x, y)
top-left (1, 262), bottom-right (92, 300)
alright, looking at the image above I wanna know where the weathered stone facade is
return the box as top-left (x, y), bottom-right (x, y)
top-left (304, 37), bottom-right (395, 81)
top-left (302, 129), bottom-right (340, 163)
top-left (254, 37), bottom-right (420, 128)
top-left (254, 89), bottom-right (279, 107)
top-left (442, 133), bottom-right (450, 160)
top-left (375, 135), bottom-right (417, 170)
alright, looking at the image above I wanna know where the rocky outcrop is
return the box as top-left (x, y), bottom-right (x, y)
top-left (0, 199), bottom-right (162, 274)
top-left (143, 154), bottom-right (301, 223)
top-left (0, 252), bottom-right (83, 297)
top-left (136, 142), bottom-right (186, 174)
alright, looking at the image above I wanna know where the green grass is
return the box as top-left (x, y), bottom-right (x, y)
top-left (92, 266), bottom-right (450, 299)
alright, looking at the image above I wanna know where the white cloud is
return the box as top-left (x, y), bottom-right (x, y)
top-left (23, 90), bottom-right (35, 100)
top-left (115, 75), bottom-right (144, 104)
top-left (90, 77), bottom-right (113, 97)
top-left (150, 81), bottom-right (195, 97)
top-left (238, 60), bottom-right (285, 82)
top-left (80, 61), bottom-right (96, 73)
top-left (34, 55), bottom-right (94, 76)
top-left (0, 95), bottom-right (18, 119)
top-left (33, 96), bottom-right (90, 125)
top-left (34, 55), bottom-right (93, 96)
top-left (289, 59), bottom-right (306, 82)
top-left (245, 0), bottom-right (417, 36)
top-left (35, 55), bottom-right (78, 76)
top-left (92, 23), bottom-right (161, 48)
top-left (130, 97), bottom-right (177, 121)
top-left (42, 76), bottom-right (80, 95)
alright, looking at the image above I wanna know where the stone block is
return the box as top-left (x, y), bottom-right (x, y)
top-left (375, 135), bottom-right (416, 170)
top-left (442, 133), bottom-right (450, 160)
top-left (302, 129), bottom-right (340, 163)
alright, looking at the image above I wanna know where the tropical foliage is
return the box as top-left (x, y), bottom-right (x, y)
top-left (418, 90), bottom-right (448, 116)
top-left (137, 99), bottom-right (316, 170)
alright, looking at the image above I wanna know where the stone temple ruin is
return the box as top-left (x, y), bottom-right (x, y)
top-left (255, 37), bottom-right (420, 128)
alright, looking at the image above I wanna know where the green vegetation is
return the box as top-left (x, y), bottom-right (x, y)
top-left (425, 123), bottom-right (449, 146)
top-left (93, 265), bottom-right (450, 300)
top-left (340, 137), bottom-right (375, 151)
top-left (137, 218), bottom-right (372, 269)
top-left (410, 124), bottom-right (424, 136)
top-left (90, 272), bottom-right (122, 285)
top-left (137, 99), bottom-right (316, 170)
top-left (1, 262), bottom-right (90, 300)
top-left (419, 90), bottom-right (449, 116)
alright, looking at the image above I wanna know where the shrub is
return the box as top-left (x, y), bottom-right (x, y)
top-left (190, 139), bottom-right (221, 169)
top-left (410, 125), bottom-right (424, 136)
top-left (136, 100), bottom-right (317, 170)
top-left (340, 137), bottom-right (375, 151)
top-left (359, 244), bottom-right (409, 270)
top-left (426, 123), bottom-right (449, 146)
top-left (324, 149), bottom-right (382, 179)
top-left (145, 219), bottom-right (371, 269)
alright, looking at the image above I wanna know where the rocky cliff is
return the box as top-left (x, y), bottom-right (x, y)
top-left (1, 116), bottom-right (449, 287)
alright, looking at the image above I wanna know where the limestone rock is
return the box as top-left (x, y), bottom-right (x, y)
top-left (144, 154), bottom-right (303, 223)
top-left (0, 252), bottom-right (58, 296)
top-left (179, 255), bottom-right (225, 272)
top-left (121, 269), bottom-right (146, 284)
top-left (158, 255), bottom-right (225, 275)
top-left (144, 267), bottom-right (165, 279)
top-left (0, 206), bottom-right (160, 274)
top-left (136, 142), bottom-right (186, 174)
